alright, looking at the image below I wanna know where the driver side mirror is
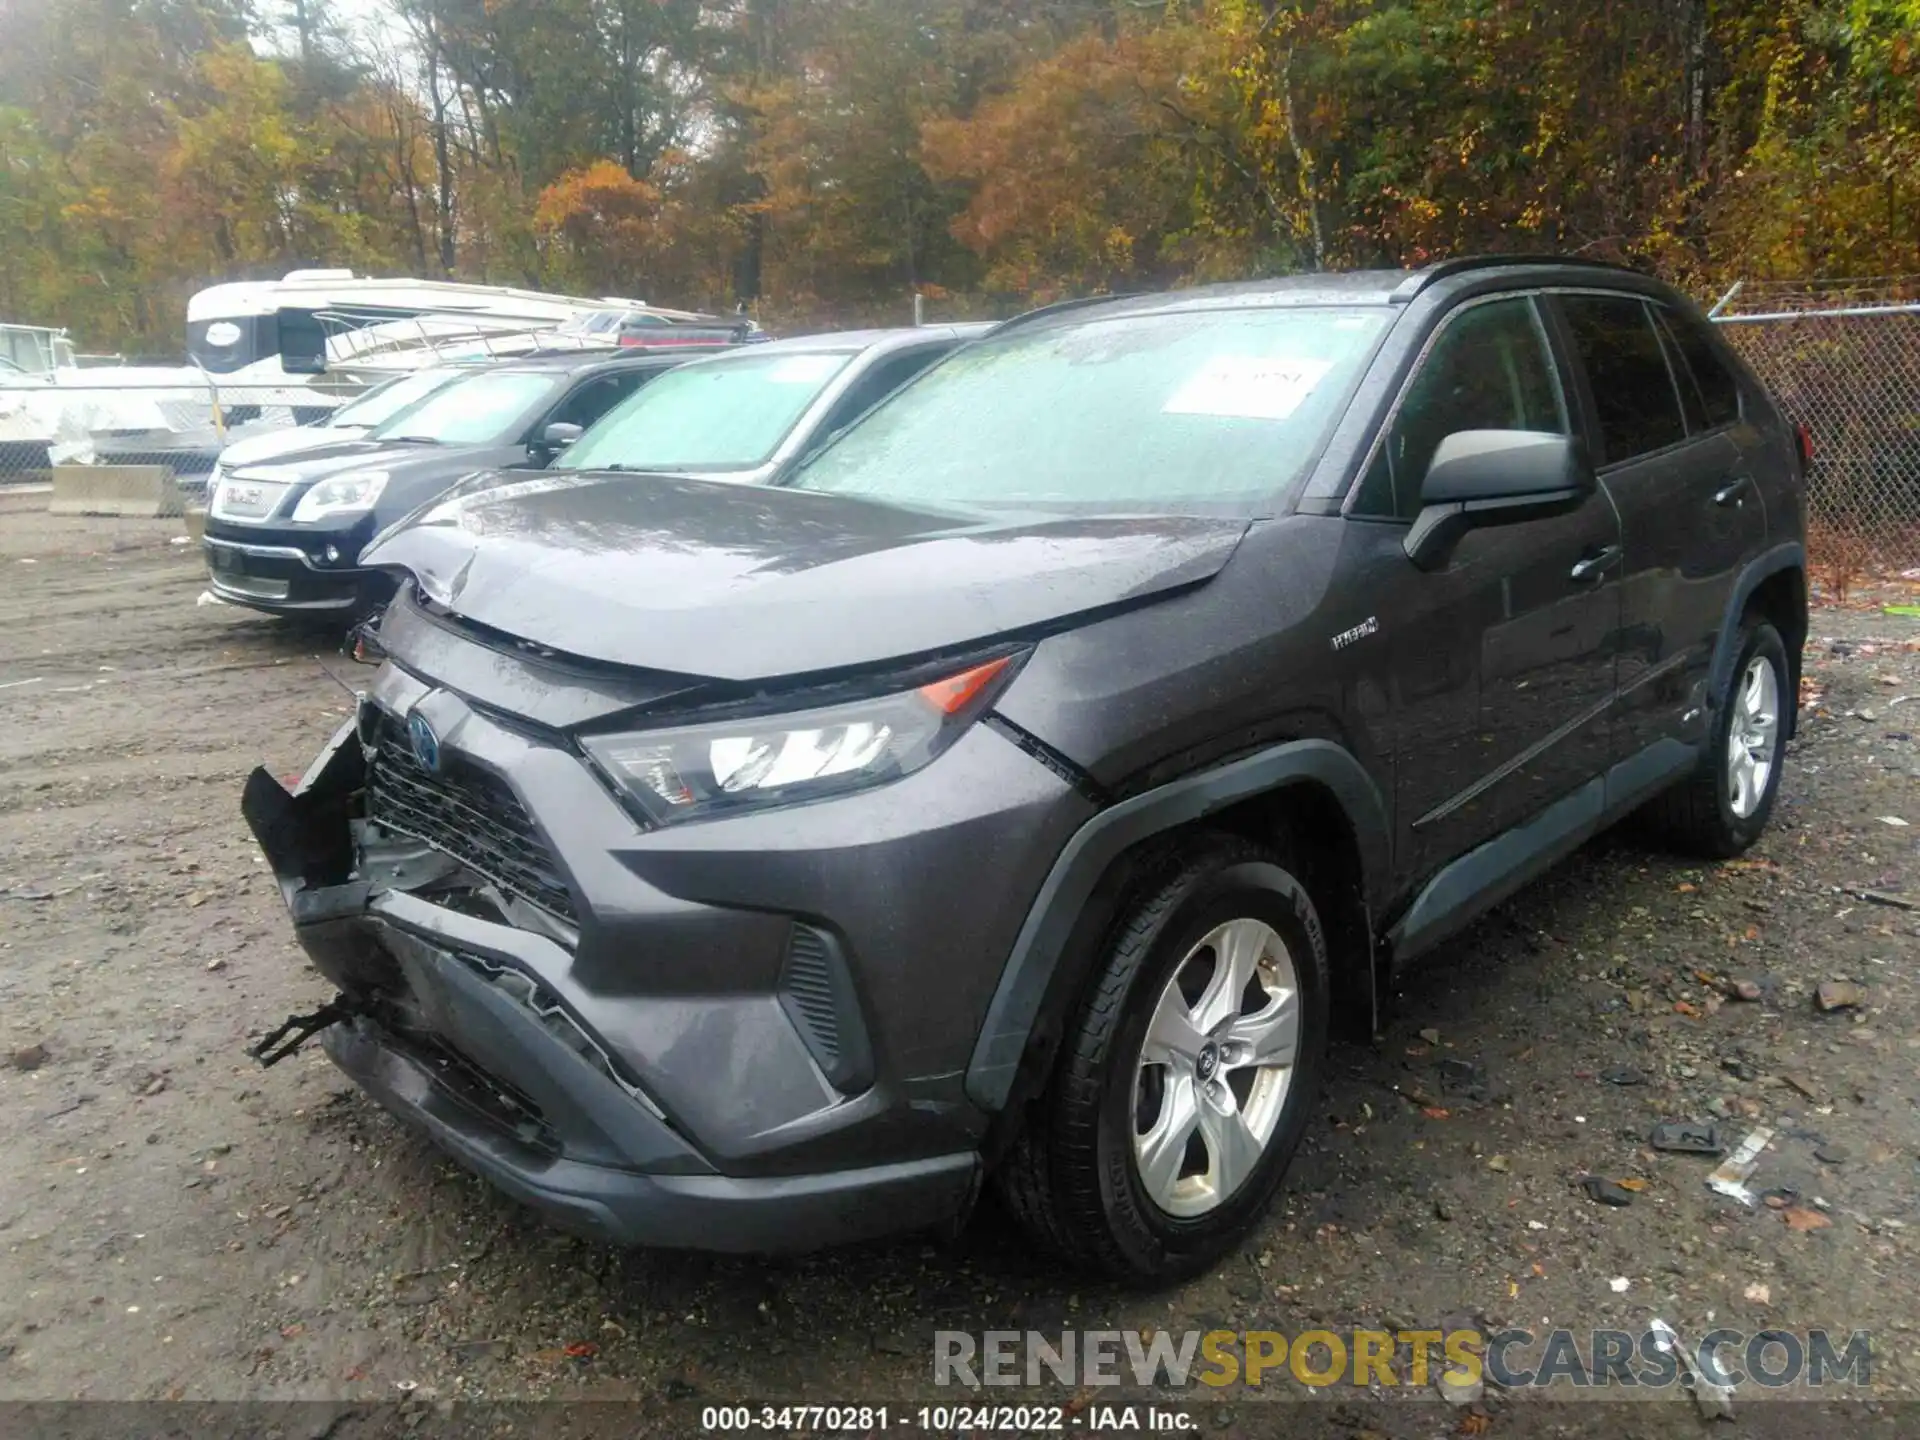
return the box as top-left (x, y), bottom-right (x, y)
top-left (539, 421), bottom-right (583, 455)
top-left (1403, 430), bottom-right (1592, 570)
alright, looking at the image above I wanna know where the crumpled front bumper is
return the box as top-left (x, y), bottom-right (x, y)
top-left (241, 656), bottom-right (1089, 1251)
top-left (318, 915), bottom-right (976, 1251)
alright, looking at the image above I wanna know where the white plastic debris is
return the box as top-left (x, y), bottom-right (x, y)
top-left (1610, 1276), bottom-right (1631, 1293)
top-left (1706, 1126), bottom-right (1774, 1205)
top-left (1435, 1367), bottom-right (1484, 1406)
top-left (1650, 1317), bottom-right (1734, 1420)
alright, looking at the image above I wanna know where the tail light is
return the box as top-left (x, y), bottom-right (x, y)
top-left (1794, 422), bottom-right (1814, 471)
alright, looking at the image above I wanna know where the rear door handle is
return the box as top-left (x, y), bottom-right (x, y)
top-left (1570, 545), bottom-right (1623, 583)
top-left (1713, 475), bottom-right (1753, 506)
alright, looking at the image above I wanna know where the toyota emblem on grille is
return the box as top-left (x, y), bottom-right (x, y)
top-left (406, 710), bottom-right (442, 774)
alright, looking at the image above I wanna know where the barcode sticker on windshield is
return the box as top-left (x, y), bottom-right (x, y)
top-left (1163, 356), bottom-right (1335, 421)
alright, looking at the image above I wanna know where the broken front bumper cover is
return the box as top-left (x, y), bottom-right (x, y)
top-left (238, 726), bottom-right (979, 1252)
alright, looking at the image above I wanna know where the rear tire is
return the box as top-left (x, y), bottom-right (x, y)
top-left (994, 834), bottom-right (1329, 1283)
top-left (1643, 619), bottom-right (1789, 858)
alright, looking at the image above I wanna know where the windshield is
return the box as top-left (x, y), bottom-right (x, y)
top-left (369, 369), bottom-right (561, 445)
top-left (788, 307), bottom-right (1389, 511)
top-left (557, 350), bottom-right (852, 472)
top-left (329, 369), bottom-right (464, 429)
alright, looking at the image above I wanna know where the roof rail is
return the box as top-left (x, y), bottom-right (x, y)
top-left (990, 291), bottom-right (1137, 334)
top-left (1388, 254), bottom-right (1644, 304)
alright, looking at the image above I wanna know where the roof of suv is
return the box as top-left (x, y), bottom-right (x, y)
top-left (486, 346), bottom-right (735, 379)
top-left (712, 324), bottom-right (995, 356)
top-left (1003, 256), bottom-right (1659, 331)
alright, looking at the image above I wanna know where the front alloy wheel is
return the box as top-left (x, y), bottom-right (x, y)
top-left (1133, 918), bottom-right (1299, 1217)
top-left (994, 834), bottom-right (1329, 1282)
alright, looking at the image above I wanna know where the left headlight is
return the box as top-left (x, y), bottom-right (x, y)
top-left (291, 469), bottom-right (389, 523)
top-left (580, 655), bottom-right (1018, 825)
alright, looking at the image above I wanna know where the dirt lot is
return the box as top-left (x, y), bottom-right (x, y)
top-left (0, 488), bottom-right (1916, 1436)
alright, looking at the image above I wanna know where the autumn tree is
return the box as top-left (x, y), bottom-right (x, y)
top-left (4, 0), bottom-right (1920, 356)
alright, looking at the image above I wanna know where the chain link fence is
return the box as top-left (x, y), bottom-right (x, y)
top-left (1713, 281), bottom-right (1920, 571)
top-left (0, 378), bottom-right (344, 493)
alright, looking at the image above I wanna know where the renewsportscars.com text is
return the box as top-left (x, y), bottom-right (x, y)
top-left (934, 1327), bottom-right (1872, 1392)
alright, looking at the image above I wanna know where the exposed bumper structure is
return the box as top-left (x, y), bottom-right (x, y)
top-left (242, 645), bottom-right (1091, 1252)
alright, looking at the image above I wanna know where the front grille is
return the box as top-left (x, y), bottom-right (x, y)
top-left (208, 569), bottom-right (291, 601)
top-left (365, 711), bottom-right (577, 923)
top-left (210, 473), bottom-right (292, 521)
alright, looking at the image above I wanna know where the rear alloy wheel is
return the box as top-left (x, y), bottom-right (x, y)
top-left (1644, 618), bottom-right (1790, 858)
top-left (1725, 652), bottom-right (1781, 821)
top-left (995, 835), bottom-right (1329, 1282)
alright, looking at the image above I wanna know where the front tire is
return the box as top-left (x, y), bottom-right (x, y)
top-left (995, 834), bottom-right (1330, 1282)
top-left (1644, 618), bottom-right (1790, 858)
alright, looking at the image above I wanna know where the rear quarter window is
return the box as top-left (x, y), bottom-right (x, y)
top-left (1559, 294), bottom-right (1689, 464)
top-left (1660, 306), bottom-right (1742, 428)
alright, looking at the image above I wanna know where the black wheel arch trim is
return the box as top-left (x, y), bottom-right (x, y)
top-left (1708, 541), bottom-right (1806, 739)
top-left (963, 737), bottom-right (1389, 1114)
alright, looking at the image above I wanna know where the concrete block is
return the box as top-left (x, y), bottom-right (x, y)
top-left (48, 464), bottom-right (183, 519)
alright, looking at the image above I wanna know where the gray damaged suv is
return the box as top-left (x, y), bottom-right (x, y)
top-left (242, 257), bottom-right (1807, 1281)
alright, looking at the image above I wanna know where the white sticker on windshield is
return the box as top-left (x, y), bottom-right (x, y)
top-left (768, 355), bottom-right (843, 384)
top-left (1162, 356), bottom-right (1335, 421)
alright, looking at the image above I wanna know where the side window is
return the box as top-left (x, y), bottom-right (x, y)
top-left (1659, 306), bottom-right (1741, 428)
top-left (813, 347), bottom-right (948, 445)
top-left (552, 373), bottom-right (649, 431)
top-left (1560, 295), bottom-right (1689, 463)
top-left (1351, 297), bottom-right (1566, 520)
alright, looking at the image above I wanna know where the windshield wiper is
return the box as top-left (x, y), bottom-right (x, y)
top-left (379, 434), bottom-right (444, 445)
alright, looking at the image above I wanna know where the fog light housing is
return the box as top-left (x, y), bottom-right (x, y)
top-left (323, 544), bottom-right (341, 564)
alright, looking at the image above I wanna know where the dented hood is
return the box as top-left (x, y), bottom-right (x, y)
top-left (362, 470), bottom-right (1248, 681)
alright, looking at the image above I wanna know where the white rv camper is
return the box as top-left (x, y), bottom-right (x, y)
top-left (185, 270), bottom-right (744, 387)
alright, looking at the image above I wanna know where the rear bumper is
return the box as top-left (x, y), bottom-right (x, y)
top-left (203, 535), bottom-right (386, 614)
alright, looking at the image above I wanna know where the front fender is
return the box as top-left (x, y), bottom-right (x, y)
top-left (964, 737), bottom-right (1389, 1113)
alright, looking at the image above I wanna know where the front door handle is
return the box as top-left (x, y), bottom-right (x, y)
top-left (1570, 545), bottom-right (1623, 583)
top-left (1713, 475), bottom-right (1753, 506)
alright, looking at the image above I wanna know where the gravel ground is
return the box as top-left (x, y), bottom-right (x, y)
top-left (0, 489), bottom-right (1915, 1437)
